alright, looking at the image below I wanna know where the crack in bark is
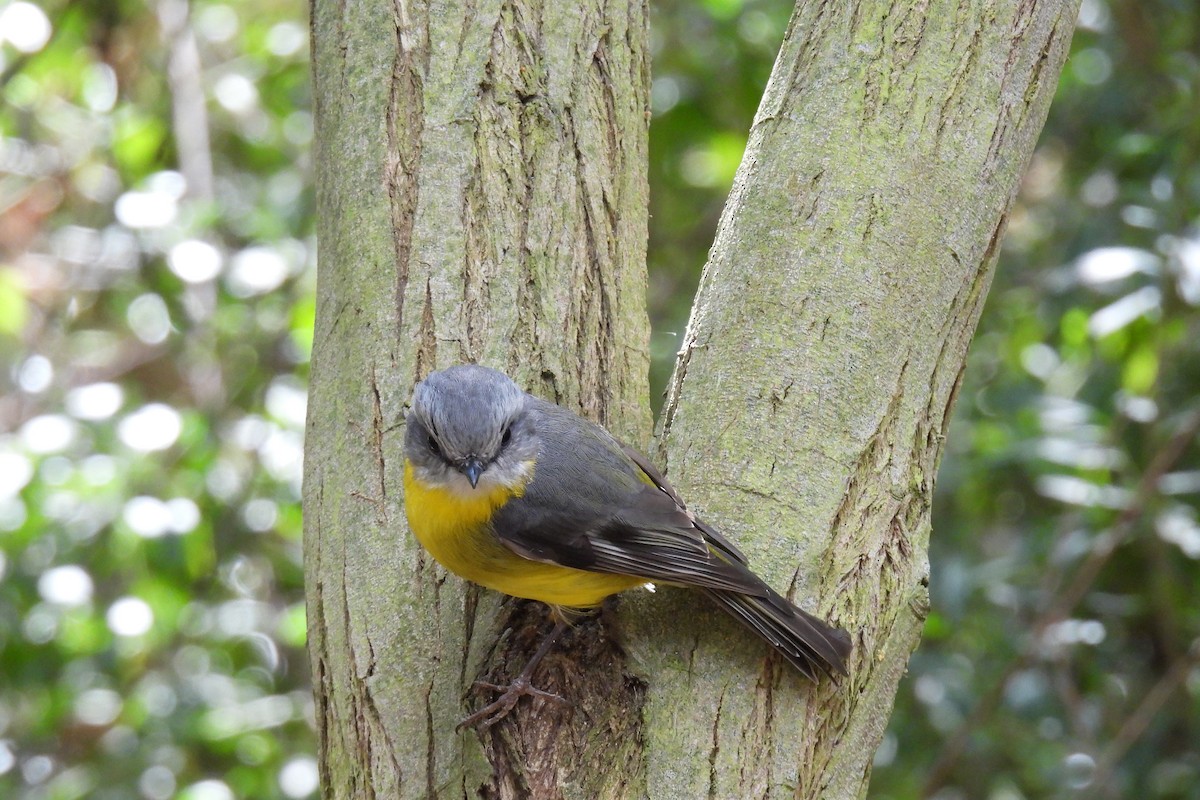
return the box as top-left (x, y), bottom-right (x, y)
top-left (387, 0), bottom-right (427, 344)
top-left (424, 682), bottom-right (437, 800)
top-left (826, 357), bottom-right (912, 627)
top-left (933, 18), bottom-right (981, 151)
top-left (460, 584), bottom-right (481, 690)
top-left (343, 548), bottom-right (387, 798)
top-left (369, 366), bottom-right (389, 516)
top-left (985, 0), bottom-right (1069, 178)
top-left (310, 478), bottom-right (335, 795)
top-left (564, 61), bottom-right (619, 427)
top-left (912, 213), bottom-right (1006, 487)
top-left (732, 655), bottom-right (781, 795)
top-left (785, 1), bottom-right (835, 105)
top-left (415, 277), bottom-right (438, 383)
top-left (707, 686), bottom-right (726, 800)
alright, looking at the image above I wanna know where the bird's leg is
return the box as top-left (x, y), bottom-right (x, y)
top-left (458, 618), bottom-right (572, 731)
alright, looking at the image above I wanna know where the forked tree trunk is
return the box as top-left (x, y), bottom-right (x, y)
top-left (304, 1), bottom-right (1079, 798)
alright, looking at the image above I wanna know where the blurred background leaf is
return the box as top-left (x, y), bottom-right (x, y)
top-left (1, 0), bottom-right (315, 797)
top-left (2, 0), bottom-right (1198, 797)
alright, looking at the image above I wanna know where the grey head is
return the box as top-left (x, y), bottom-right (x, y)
top-left (405, 365), bottom-right (538, 493)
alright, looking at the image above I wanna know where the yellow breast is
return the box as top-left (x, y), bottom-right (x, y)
top-left (402, 460), bottom-right (644, 607)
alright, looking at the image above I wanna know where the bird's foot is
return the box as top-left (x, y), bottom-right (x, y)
top-left (457, 676), bottom-right (570, 731)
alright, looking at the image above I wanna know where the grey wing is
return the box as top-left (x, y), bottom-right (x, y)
top-left (490, 401), bottom-right (853, 679)
top-left (489, 402), bottom-right (763, 594)
top-left (619, 443), bottom-right (749, 566)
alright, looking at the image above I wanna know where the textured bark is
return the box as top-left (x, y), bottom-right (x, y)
top-left (305, 1), bottom-right (651, 798)
top-left (628, 1), bottom-right (1080, 798)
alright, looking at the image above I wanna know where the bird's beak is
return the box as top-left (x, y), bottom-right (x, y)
top-left (460, 457), bottom-right (485, 489)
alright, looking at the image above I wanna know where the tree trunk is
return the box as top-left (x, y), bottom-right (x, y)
top-left (305, 1), bottom-right (652, 797)
top-left (305, 1), bottom-right (1079, 799)
top-left (636, 1), bottom-right (1079, 797)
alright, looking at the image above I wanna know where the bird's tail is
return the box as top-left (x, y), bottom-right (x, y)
top-left (703, 585), bottom-right (852, 680)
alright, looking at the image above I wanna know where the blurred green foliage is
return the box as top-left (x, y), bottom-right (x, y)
top-left (1, 0), bottom-right (315, 797)
top-left (2, 0), bottom-right (1198, 798)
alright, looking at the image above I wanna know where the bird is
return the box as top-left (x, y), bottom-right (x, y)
top-left (402, 364), bottom-right (851, 727)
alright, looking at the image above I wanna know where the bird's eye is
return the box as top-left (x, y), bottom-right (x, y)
top-left (427, 435), bottom-right (442, 457)
top-left (501, 426), bottom-right (512, 447)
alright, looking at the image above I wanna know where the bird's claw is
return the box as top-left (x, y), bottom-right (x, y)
top-left (457, 676), bottom-right (570, 731)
